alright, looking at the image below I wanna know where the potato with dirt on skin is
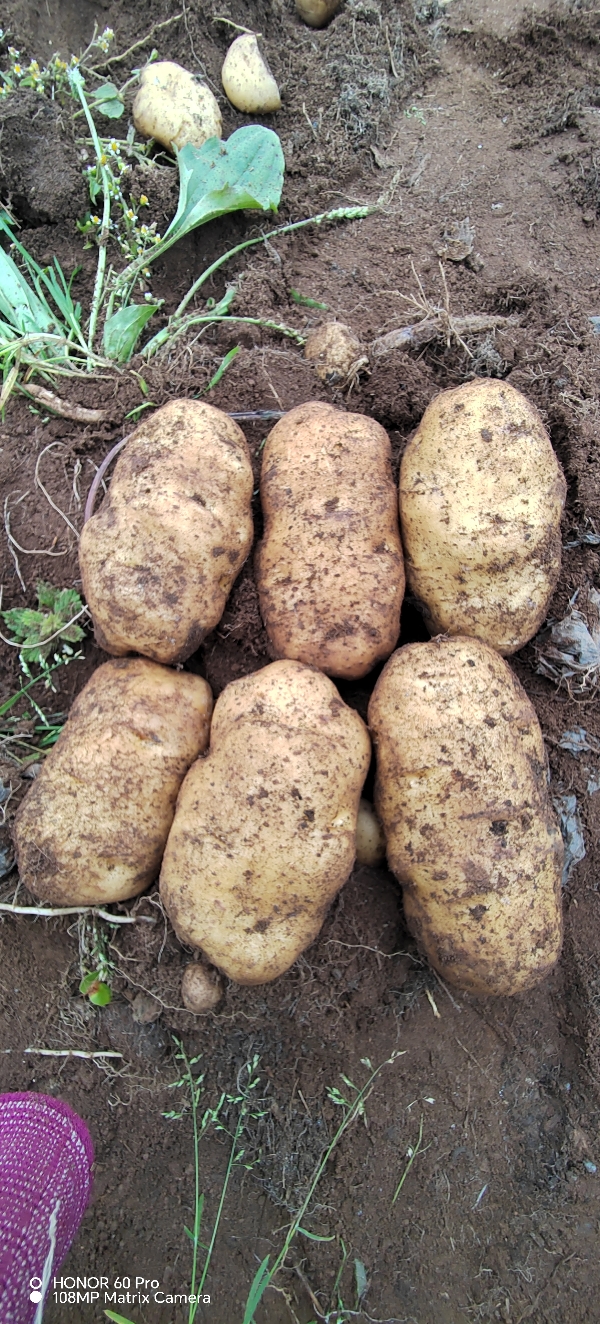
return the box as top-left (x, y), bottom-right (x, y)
top-left (368, 636), bottom-right (564, 996)
top-left (160, 660), bottom-right (371, 984)
top-left (13, 658), bottom-right (213, 906)
top-left (132, 61), bottom-right (222, 151)
top-left (79, 400), bottom-right (253, 666)
top-left (256, 402), bottom-right (405, 680)
top-left (399, 378), bottom-right (567, 655)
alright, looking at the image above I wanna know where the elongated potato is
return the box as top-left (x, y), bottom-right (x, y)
top-left (13, 658), bottom-right (213, 906)
top-left (399, 379), bottom-right (567, 654)
top-left (160, 660), bottom-right (371, 983)
top-left (368, 637), bottom-right (563, 996)
top-left (256, 402), bottom-right (405, 679)
top-left (80, 400), bottom-right (253, 664)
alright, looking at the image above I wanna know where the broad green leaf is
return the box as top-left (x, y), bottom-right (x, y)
top-left (103, 303), bottom-right (159, 362)
top-left (96, 96), bottom-right (124, 119)
top-left (165, 126), bottom-right (285, 248)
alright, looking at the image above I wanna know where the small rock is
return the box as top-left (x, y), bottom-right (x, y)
top-left (131, 991), bottom-right (162, 1024)
top-left (102, 1001), bottom-right (169, 1062)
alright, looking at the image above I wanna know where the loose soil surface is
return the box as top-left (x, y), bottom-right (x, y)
top-left (1, 1), bottom-right (600, 1322)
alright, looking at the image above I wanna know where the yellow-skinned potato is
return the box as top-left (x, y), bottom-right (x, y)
top-left (221, 35), bottom-right (281, 114)
top-left (296, 0), bottom-right (342, 27)
top-left (256, 402), bottom-right (405, 679)
top-left (80, 400), bottom-right (253, 665)
top-left (160, 660), bottom-right (371, 984)
top-left (368, 636), bottom-right (564, 996)
top-left (132, 61), bottom-right (222, 151)
top-left (355, 798), bottom-right (386, 867)
top-left (399, 379), bottom-right (567, 655)
top-left (13, 658), bottom-right (213, 906)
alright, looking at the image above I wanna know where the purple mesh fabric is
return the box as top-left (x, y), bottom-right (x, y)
top-left (0, 1093), bottom-right (94, 1324)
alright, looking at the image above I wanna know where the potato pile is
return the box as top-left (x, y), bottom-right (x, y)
top-left (14, 378), bottom-right (567, 998)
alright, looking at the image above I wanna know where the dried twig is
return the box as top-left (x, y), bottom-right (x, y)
top-left (0, 901), bottom-right (155, 924)
top-left (90, 13), bottom-right (183, 70)
top-left (19, 383), bottom-right (107, 422)
top-left (24, 1047), bottom-right (123, 1059)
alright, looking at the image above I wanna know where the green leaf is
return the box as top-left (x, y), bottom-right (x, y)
top-left (242, 1255), bottom-right (272, 1324)
top-left (80, 971), bottom-right (111, 1005)
top-left (289, 288), bottom-right (328, 309)
top-left (96, 97), bottom-right (125, 119)
top-left (205, 345), bottom-right (239, 392)
top-left (355, 1259), bottom-right (368, 1303)
top-left (103, 303), bottom-right (159, 362)
top-left (92, 82), bottom-right (124, 118)
top-left (298, 1225), bottom-right (335, 1242)
top-left (165, 126), bottom-right (285, 249)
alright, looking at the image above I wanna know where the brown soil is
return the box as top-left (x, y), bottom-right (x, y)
top-left (1, 1), bottom-right (600, 1322)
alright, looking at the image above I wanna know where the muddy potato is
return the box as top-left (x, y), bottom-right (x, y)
top-left (256, 402), bottom-right (405, 679)
top-left (399, 379), bottom-right (567, 655)
top-left (304, 322), bottom-right (364, 385)
top-left (368, 636), bottom-right (564, 996)
top-left (13, 658), bottom-right (213, 906)
top-left (160, 660), bottom-right (371, 984)
top-left (132, 61), bottom-right (222, 151)
top-left (181, 963), bottom-right (223, 1013)
top-left (80, 400), bottom-right (253, 665)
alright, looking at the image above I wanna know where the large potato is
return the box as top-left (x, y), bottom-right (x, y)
top-left (14, 659), bottom-right (213, 906)
top-left (256, 402), bottom-right (405, 679)
top-left (368, 636), bottom-right (563, 996)
top-left (399, 379), bottom-right (567, 654)
top-left (160, 660), bottom-right (371, 983)
top-left (80, 400), bottom-right (253, 665)
top-left (132, 62), bottom-right (222, 151)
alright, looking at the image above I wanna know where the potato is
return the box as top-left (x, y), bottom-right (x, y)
top-left (296, 0), bottom-right (341, 27)
top-left (356, 798), bottom-right (386, 867)
top-left (368, 636), bottom-right (564, 996)
top-left (80, 400), bottom-right (253, 665)
top-left (399, 379), bottom-right (567, 655)
top-left (13, 658), bottom-right (213, 906)
top-left (256, 402), bottom-right (405, 679)
top-left (221, 35), bottom-right (281, 114)
top-left (132, 61), bottom-right (222, 151)
top-left (181, 963), bottom-right (223, 1013)
top-left (304, 322), bottom-right (364, 385)
top-left (160, 660), bottom-right (371, 984)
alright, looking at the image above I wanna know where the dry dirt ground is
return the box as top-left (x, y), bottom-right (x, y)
top-left (0, 1), bottom-right (600, 1322)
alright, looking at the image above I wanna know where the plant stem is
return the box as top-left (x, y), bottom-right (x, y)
top-left (173, 206), bottom-right (371, 321)
top-left (69, 69), bottom-right (112, 360)
top-left (392, 1114), bottom-right (425, 1204)
top-left (242, 1051), bottom-right (403, 1324)
top-left (143, 313), bottom-right (305, 360)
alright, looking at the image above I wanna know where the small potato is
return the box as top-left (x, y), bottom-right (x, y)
top-left (160, 660), bottom-right (371, 984)
top-left (221, 34), bottom-right (281, 114)
top-left (80, 400), bottom-right (253, 665)
top-left (181, 963), bottom-right (223, 1013)
top-left (296, 0), bottom-right (341, 27)
top-left (256, 402), bottom-right (405, 679)
top-left (13, 658), bottom-right (213, 906)
top-left (133, 61), bottom-right (222, 151)
top-left (369, 637), bottom-right (564, 996)
top-left (356, 798), bottom-right (386, 867)
top-left (399, 379), bottom-right (567, 655)
top-left (304, 322), bottom-right (365, 385)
